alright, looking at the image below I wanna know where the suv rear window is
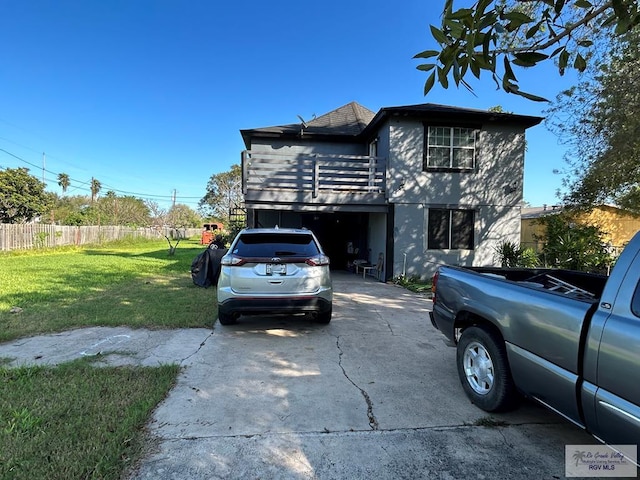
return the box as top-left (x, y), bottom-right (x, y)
top-left (233, 233), bottom-right (320, 258)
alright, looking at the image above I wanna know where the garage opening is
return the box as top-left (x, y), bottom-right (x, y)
top-left (253, 210), bottom-right (371, 270)
top-left (301, 212), bottom-right (369, 271)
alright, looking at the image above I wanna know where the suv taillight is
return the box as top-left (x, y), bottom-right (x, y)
top-left (306, 255), bottom-right (330, 266)
top-left (220, 255), bottom-right (246, 266)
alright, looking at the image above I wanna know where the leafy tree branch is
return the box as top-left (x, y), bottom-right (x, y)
top-left (416, 0), bottom-right (640, 101)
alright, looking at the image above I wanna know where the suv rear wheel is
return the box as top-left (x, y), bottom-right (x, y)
top-left (316, 307), bottom-right (332, 324)
top-left (218, 311), bottom-right (236, 326)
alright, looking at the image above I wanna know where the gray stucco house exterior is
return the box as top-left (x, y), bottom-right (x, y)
top-left (240, 102), bottom-right (542, 280)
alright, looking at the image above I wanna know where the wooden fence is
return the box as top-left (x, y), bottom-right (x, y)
top-left (0, 224), bottom-right (202, 251)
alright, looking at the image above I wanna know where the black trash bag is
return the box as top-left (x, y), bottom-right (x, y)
top-left (191, 248), bottom-right (227, 288)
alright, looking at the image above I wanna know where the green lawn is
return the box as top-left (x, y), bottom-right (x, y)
top-left (0, 237), bottom-right (214, 479)
top-left (0, 360), bottom-right (180, 480)
top-left (0, 237), bottom-right (216, 342)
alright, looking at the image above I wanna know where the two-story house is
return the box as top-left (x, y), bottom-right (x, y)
top-left (240, 102), bottom-right (542, 280)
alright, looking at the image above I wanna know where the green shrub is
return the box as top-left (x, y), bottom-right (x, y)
top-left (537, 213), bottom-right (613, 272)
top-left (494, 241), bottom-right (538, 268)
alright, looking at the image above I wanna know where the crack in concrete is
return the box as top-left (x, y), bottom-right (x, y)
top-left (155, 422), bottom-right (520, 442)
top-left (339, 289), bottom-right (395, 335)
top-left (180, 331), bottom-right (215, 365)
top-left (375, 307), bottom-right (394, 335)
top-left (335, 335), bottom-right (379, 431)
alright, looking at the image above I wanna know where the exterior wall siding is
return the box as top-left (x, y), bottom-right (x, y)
top-left (368, 212), bottom-right (387, 277)
top-left (387, 118), bottom-right (525, 279)
top-left (251, 140), bottom-right (366, 156)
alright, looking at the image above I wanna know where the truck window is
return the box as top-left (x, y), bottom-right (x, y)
top-left (632, 280), bottom-right (640, 318)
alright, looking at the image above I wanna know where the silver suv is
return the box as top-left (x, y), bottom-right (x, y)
top-left (216, 227), bottom-right (332, 325)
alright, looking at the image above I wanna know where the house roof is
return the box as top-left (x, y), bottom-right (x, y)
top-left (521, 203), bottom-right (636, 219)
top-left (240, 101), bottom-right (543, 148)
top-left (240, 102), bottom-right (375, 148)
top-left (521, 205), bottom-right (564, 219)
top-left (363, 103), bottom-right (543, 136)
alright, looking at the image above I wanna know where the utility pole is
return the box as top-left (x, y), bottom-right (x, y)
top-left (172, 189), bottom-right (177, 208)
top-left (42, 152), bottom-right (46, 184)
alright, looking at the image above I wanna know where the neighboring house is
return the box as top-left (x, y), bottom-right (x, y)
top-left (240, 102), bottom-right (542, 280)
top-left (522, 204), bottom-right (640, 254)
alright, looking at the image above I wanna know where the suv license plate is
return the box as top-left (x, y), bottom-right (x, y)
top-left (267, 264), bottom-right (286, 275)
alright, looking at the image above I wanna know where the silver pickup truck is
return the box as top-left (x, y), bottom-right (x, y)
top-left (429, 230), bottom-right (640, 446)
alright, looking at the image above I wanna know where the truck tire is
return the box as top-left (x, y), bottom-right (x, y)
top-left (456, 326), bottom-right (518, 412)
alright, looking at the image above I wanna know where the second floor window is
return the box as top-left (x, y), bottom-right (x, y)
top-left (424, 126), bottom-right (477, 171)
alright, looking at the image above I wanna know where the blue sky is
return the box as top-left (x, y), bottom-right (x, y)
top-left (0, 1), bottom-right (576, 211)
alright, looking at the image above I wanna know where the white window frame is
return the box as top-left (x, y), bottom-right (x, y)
top-left (425, 126), bottom-right (478, 170)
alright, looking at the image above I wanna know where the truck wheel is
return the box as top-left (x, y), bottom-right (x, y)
top-left (456, 326), bottom-right (518, 412)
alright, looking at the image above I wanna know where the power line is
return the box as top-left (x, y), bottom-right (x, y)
top-left (0, 147), bottom-right (205, 204)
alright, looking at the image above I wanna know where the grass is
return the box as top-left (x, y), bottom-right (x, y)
top-left (0, 359), bottom-right (180, 480)
top-left (0, 237), bottom-right (213, 479)
top-left (0, 237), bottom-right (216, 342)
top-left (394, 275), bottom-right (433, 294)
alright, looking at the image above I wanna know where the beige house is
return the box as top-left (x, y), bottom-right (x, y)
top-left (521, 204), bottom-right (640, 253)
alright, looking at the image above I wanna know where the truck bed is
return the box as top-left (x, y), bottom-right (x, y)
top-left (431, 265), bottom-right (604, 379)
top-left (466, 267), bottom-right (608, 301)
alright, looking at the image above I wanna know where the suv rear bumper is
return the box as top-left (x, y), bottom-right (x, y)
top-left (218, 296), bottom-right (332, 318)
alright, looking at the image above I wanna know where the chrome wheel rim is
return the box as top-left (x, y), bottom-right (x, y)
top-left (463, 341), bottom-right (494, 395)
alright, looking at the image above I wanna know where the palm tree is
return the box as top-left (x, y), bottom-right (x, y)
top-left (57, 173), bottom-right (70, 195)
top-left (90, 177), bottom-right (101, 204)
top-left (573, 450), bottom-right (587, 467)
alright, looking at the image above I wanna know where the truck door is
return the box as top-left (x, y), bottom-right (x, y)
top-left (583, 251), bottom-right (640, 445)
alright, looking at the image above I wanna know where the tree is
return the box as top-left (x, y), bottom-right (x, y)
top-left (146, 200), bottom-right (168, 227)
top-left (416, 0), bottom-right (640, 101)
top-left (199, 164), bottom-right (243, 223)
top-left (536, 211), bottom-right (612, 272)
top-left (0, 167), bottom-right (51, 223)
top-left (90, 178), bottom-right (101, 203)
top-left (49, 194), bottom-right (92, 225)
top-left (161, 204), bottom-right (201, 255)
top-left (547, 27), bottom-right (640, 212)
top-left (95, 192), bottom-right (151, 226)
top-left (166, 204), bottom-right (201, 228)
top-left (57, 173), bottom-right (70, 195)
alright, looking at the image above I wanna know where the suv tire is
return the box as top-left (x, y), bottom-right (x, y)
top-left (218, 311), bottom-right (236, 326)
top-left (316, 307), bottom-right (332, 324)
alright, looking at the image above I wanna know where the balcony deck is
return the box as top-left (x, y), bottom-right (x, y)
top-left (242, 151), bottom-right (387, 210)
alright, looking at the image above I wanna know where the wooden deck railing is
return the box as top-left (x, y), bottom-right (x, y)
top-left (242, 151), bottom-right (386, 197)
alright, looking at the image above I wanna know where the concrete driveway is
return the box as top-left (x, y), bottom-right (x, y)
top-left (0, 272), bottom-right (598, 479)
